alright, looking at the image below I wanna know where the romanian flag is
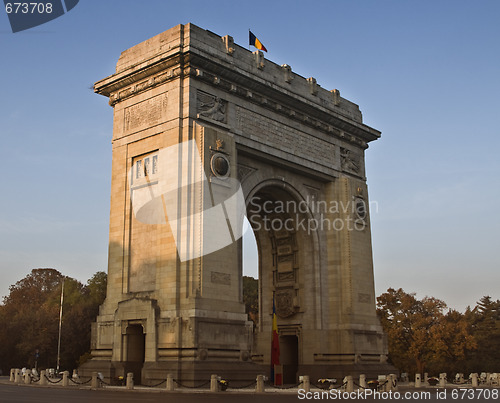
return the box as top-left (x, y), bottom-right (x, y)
top-left (249, 31), bottom-right (268, 52)
top-left (271, 295), bottom-right (281, 385)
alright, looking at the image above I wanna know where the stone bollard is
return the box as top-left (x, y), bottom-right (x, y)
top-left (415, 373), bottom-right (422, 388)
top-left (424, 372), bottom-right (429, 385)
top-left (14, 369), bottom-right (22, 384)
top-left (91, 372), bottom-right (101, 389)
top-left (458, 373), bottom-right (465, 384)
top-left (166, 373), bottom-right (174, 391)
top-left (72, 369), bottom-right (78, 381)
top-left (62, 371), bottom-right (69, 387)
top-left (471, 373), bottom-right (478, 387)
top-left (346, 375), bottom-right (354, 392)
top-left (24, 369), bottom-right (32, 385)
top-left (439, 373), bottom-right (446, 388)
top-left (10, 369), bottom-right (15, 382)
top-left (387, 374), bottom-right (398, 391)
top-left (256, 374), bottom-right (265, 393)
top-left (40, 370), bottom-right (47, 386)
top-left (126, 372), bottom-right (134, 390)
top-left (302, 375), bottom-right (310, 393)
top-left (210, 374), bottom-right (218, 392)
top-left (359, 374), bottom-right (367, 389)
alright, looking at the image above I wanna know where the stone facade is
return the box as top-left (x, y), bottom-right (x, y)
top-left (80, 23), bottom-right (392, 384)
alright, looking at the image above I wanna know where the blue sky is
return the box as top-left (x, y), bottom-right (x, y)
top-left (1, 0), bottom-right (499, 311)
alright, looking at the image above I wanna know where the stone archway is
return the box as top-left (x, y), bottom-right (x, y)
top-left (244, 179), bottom-right (321, 381)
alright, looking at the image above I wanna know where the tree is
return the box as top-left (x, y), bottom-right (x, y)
top-left (242, 276), bottom-right (258, 325)
top-left (0, 269), bottom-right (107, 374)
top-left (377, 288), bottom-right (447, 374)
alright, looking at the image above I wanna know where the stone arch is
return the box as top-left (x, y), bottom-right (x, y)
top-left (244, 177), bottom-right (323, 380)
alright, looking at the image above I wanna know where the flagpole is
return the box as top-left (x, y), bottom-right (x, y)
top-left (56, 278), bottom-right (65, 374)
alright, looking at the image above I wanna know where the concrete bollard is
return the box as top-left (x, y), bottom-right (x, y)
top-left (302, 375), bottom-right (310, 392)
top-left (415, 373), bottom-right (422, 388)
top-left (40, 370), bottom-right (47, 386)
top-left (24, 369), bottom-right (32, 385)
top-left (166, 373), bottom-right (174, 391)
top-left (14, 369), bottom-right (22, 384)
top-left (359, 374), bottom-right (367, 389)
top-left (346, 375), bottom-right (354, 392)
top-left (62, 371), bottom-right (69, 387)
top-left (10, 369), bottom-right (15, 382)
top-left (471, 373), bottom-right (478, 387)
top-left (126, 372), bottom-right (134, 390)
top-left (91, 372), bottom-right (101, 389)
top-left (256, 374), bottom-right (265, 393)
top-left (210, 374), bottom-right (219, 392)
top-left (439, 373), bottom-right (446, 387)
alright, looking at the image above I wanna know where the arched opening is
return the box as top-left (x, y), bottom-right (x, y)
top-left (244, 182), bottom-right (316, 384)
top-left (124, 324), bottom-right (145, 384)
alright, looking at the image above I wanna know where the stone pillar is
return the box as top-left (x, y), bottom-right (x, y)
top-left (415, 373), bottom-right (422, 388)
top-left (24, 369), bottom-right (32, 385)
top-left (302, 375), bottom-right (310, 393)
top-left (471, 373), bottom-right (478, 388)
top-left (439, 373), bottom-right (446, 387)
top-left (126, 372), bottom-right (134, 390)
top-left (359, 374), bottom-right (367, 389)
top-left (62, 371), bottom-right (69, 387)
top-left (72, 369), bottom-right (78, 380)
top-left (256, 375), bottom-right (265, 393)
top-left (210, 374), bottom-right (218, 392)
top-left (40, 370), bottom-right (47, 386)
top-left (14, 369), bottom-right (21, 384)
top-left (10, 369), bottom-right (15, 382)
top-left (91, 372), bottom-right (100, 389)
top-left (486, 373), bottom-right (491, 385)
top-left (459, 373), bottom-right (465, 383)
top-left (424, 373), bottom-right (429, 385)
top-left (166, 373), bottom-right (174, 391)
top-left (346, 375), bottom-right (354, 392)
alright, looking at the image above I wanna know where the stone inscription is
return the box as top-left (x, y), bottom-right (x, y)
top-left (124, 93), bottom-right (168, 134)
top-left (211, 271), bottom-right (231, 285)
top-left (235, 106), bottom-right (335, 169)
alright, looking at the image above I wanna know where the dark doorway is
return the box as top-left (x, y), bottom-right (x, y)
top-left (280, 335), bottom-right (298, 384)
top-left (125, 324), bottom-right (145, 384)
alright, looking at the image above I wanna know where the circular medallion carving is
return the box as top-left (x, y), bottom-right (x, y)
top-left (355, 197), bottom-right (367, 220)
top-left (211, 153), bottom-right (230, 178)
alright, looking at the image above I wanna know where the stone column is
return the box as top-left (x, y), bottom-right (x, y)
top-left (166, 373), bottom-right (174, 391)
top-left (14, 369), bottom-right (21, 384)
top-left (62, 371), bottom-right (69, 387)
top-left (302, 375), bottom-right (310, 393)
top-left (91, 372), bottom-right (100, 389)
top-left (471, 373), bottom-right (478, 388)
top-left (346, 376), bottom-right (354, 393)
top-left (359, 374), bottom-right (367, 389)
top-left (24, 369), bottom-right (32, 384)
top-left (415, 373), bottom-right (422, 388)
top-left (439, 373), bottom-right (446, 387)
top-left (126, 372), bottom-right (134, 390)
top-left (210, 374), bottom-right (218, 392)
top-left (39, 370), bottom-right (47, 386)
top-left (256, 375), bottom-right (265, 393)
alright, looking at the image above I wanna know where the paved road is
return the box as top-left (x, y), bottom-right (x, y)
top-left (2, 380), bottom-right (498, 402)
top-left (0, 383), bottom-right (300, 403)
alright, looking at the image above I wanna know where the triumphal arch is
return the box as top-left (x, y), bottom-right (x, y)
top-left (81, 23), bottom-right (391, 384)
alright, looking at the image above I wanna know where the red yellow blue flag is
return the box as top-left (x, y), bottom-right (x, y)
top-left (249, 31), bottom-right (268, 52)
top-left (271, 295), bottom-right (281, 385)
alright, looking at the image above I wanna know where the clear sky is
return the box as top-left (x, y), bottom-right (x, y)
top-left (1, 0), bottom-right (499, 312)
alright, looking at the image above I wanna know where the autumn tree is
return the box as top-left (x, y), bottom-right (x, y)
top-left (243, 276), bottom-right (258, 326)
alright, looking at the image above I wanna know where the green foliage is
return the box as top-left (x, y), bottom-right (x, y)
top-left (0, 268), bottom-right (107, 374)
